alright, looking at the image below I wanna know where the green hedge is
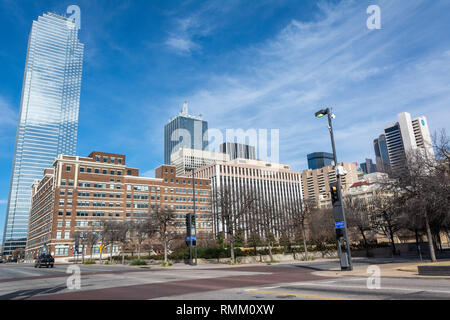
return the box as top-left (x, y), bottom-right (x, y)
top-left (130, 259), bottom-right (147, 266)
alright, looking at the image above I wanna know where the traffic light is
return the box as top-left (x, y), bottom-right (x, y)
top-left (330, 182), bottom-right (340, 205)
top-left (191, 214), bottom-right (195, 227)
top-left (185, 214), bottom-right (191, 235)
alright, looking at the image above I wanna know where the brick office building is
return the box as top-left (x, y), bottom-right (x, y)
top-left (25, 151), bottom-right (212, 260)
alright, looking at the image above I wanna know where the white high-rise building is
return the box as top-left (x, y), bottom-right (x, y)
top-left (384, 112), bottom-right (434, 172)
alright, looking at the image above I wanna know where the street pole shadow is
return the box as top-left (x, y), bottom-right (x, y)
top-left (0, 285), bottom-right (67, 300)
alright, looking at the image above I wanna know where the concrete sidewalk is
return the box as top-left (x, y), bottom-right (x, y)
top-left (315, 260), bottom-right (450, 279)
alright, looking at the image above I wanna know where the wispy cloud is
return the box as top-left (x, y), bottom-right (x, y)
top-left (174, 0), bottom-right (450, 170)
top-left (164, 1), bottom-right (238, 55)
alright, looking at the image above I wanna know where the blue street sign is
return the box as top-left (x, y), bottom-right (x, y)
top-left (335, 221), bottom-right (345, 229)
top-left (186, 237), bottom-right (196, 241)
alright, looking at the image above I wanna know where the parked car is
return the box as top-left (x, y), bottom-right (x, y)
top-left (0, 259), bottom-right (4, 264)
top-left (34, 254), bottom-right (54, 268)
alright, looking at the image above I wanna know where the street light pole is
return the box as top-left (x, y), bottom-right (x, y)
top-left (192, 169), bottom-right (197, 266)
top-left (315, 107), bottom-right (353, 271)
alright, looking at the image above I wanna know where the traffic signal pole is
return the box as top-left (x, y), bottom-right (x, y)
top-left (192, 171), bottom-right (197, 266)
top-left (326, 110), bottom-right (353, 271)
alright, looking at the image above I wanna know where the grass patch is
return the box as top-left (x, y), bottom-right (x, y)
top-left (83, 259), bottom-right (96, 265)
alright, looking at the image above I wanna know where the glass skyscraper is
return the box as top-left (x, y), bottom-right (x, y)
top-left (164, 102), bottom-right (208, 164)
top-left (307, 152), bottom-right (334, 170)
top-left (2, 13), bottom-right (84, 256)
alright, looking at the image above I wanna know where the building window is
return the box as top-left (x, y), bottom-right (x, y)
top-left (80, 167), bottom-right (85, 172)
top-left (65, 221), bottom-right (71, 227)
top-left (56, 231), bottom-right (62, 239)
top-left (66, 166), bottom-right (71, 172)
top-left (127, 170), bottom-right (132, 175)
top-left (103, 157), bottom-right (108, 163)
top-left (87, 168), bottom-right (92, 173)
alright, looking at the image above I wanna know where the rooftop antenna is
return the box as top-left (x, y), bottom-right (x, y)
top-left (183, 101), bottom-right (188, 115)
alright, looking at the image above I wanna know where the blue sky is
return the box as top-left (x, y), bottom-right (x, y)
top-left (1, 0), bottom-right (450, 242)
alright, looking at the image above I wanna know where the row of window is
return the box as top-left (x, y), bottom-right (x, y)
top-left (79, 167), bottom-right (123, 175)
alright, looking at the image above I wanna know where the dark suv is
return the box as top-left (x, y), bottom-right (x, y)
top-left (34, 254), bottom-right (54, 268)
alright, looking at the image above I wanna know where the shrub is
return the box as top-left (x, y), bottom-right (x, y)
top-left (83, 259), bottom-right (96, 264)
top-left (130, 259), bottom-right (147, 266)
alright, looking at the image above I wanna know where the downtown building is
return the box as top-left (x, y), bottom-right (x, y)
top-left (219, 142), bottom-right (256, 160)
top-left (164, 102), bottom-right (208, 164)
top-left (193, 158), bottom-right (303, 240)
top-left (301, 162), bottom-right (359, 208)
top-left (374, 112), bottom-right (434, 173)
top-left (307, 152), bottom-right (334, 170)
top-left (25, 152), bottom-right (212, 260)
top-left (2, 13), bottom-right (84, 256)
top-left (170, 147), bottom-right (230, 176)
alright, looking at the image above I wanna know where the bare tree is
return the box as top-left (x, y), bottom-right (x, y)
top-left (213, 184), bottom-right (257, 263)
top-left (257, 198), bottom-right (284, 262)
top-left (369, 191), bottom-right (403, 256)
top-left (103, 220), bottom-right (128, 263)
top-left (344, 195), bottom-right (373, 257)
top-left (151, 207), bottom-right (177, 264)
top-left (288, 198), bottom-right (314, 260)
top-left (84, 229), bottom-right (100, 260)
top-left (381, 139), bottom-right (450, 262)
top-left (308, 207), bottom-right (335, 257)
top-left (130, 218), bottom-right (156, 259)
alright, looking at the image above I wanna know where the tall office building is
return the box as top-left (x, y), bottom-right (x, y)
top-left (307, 152), bottom-right (334, 170)
top-left (219, 142), bottom-right (256, 160)
top-left (360, 158), bottom-right (377, 174)
top-left (164, 102), bottom-right (208, 164)
top-left (373, 134), bottom-right (390, 173)
top-left (380, 112), bottom-right (434, 173)
top-left (301, 162), bottom-right (359, 208)
top-left (2, 13), bottom-right (84, 256)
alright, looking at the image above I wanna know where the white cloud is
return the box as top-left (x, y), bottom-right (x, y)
top-left (0, 200), bottom-right (7, 205)
top-left (175, 0), bottom-right (450, 170)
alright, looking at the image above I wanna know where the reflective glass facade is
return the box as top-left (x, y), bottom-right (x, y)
top-left (2, 13), bottom-right (84, 256)
top-left (164, 115), bottom-right (208, 165)
top-left (307, 152), bottom-right (334, 170)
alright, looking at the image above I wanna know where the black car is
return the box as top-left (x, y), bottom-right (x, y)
top-left (34, 254), bottom-right (54, 268)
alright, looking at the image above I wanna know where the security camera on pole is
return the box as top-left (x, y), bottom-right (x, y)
top-left (315, 108), bottom-right (353, 271)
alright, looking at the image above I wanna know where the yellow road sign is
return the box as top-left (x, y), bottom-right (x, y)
top-left (99, 245), bottom-right (104, 252)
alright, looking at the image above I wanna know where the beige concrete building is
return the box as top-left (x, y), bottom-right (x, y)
top-left (301, 162), bottom-right (359, 208)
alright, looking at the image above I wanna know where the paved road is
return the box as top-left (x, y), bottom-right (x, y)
top-left (0, 260), bottom-right (449, 300)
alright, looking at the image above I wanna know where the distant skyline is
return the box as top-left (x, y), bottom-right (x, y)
top-left (1, 0), bottom-right (450, 241)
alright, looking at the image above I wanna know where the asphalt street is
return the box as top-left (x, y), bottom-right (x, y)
top-left (0, 259), bottom-right (449, 300)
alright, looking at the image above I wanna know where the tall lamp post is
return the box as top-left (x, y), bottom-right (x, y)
top-left (315, 107), bottom-right (353, 271)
